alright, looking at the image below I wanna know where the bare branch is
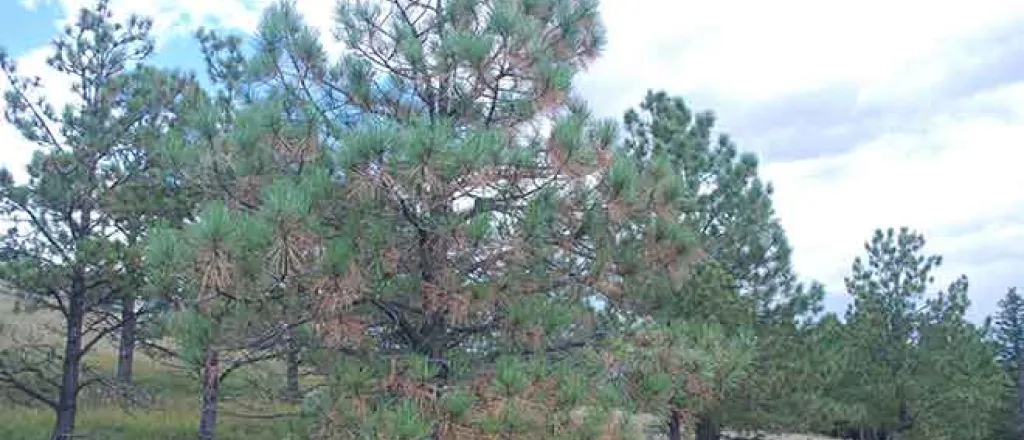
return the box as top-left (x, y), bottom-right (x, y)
top-left (218, 350), bottom-right (285, 382)
top-left (0, 373), bottom-right (58, 409)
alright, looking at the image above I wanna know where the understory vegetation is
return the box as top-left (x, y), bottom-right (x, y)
top-left (0, 1), bottom-right (1020, 440)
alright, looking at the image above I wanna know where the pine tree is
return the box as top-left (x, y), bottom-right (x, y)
top-left (0, 1), bottom-right (195, 437)
top-left (837, 227), bottom-right (1006, 440)
top-left (790, 313), bottom-right (863, 434)
top-left (143, 1), bottom-right (728, 438)
top-left (612, 321), bottom-right (755, 440)
top-left (621, 90), bottom-right (810, 323)
top-left (841, 227), bottom-right (937, 438)
top-left (144, 31), bottom-right (333, 439)
top-left (995, 287), bottom-right (1024, 438)
top-left (618, 90), bottom-right (825, 439)
top-left (911, 275), bottom-right (1007, 440)
top-left (96, 61), bottom-right (202, 387)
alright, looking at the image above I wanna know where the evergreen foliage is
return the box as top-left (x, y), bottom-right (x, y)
top-left (144, 0), bottom-right (708, 438)
top-left (0, 1), bottom-right (198, 437)
top-left (617, 90), bottom-right (828, 439)
top-left (995, 287), bottom-right (1024, 439)
top-left (0, 1), bottom-right (1017, 440)
top-left (832, 228), bottom-right (1006, 440)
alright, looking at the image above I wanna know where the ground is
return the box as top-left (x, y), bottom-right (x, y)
top-left (0, 291), bottom-right (309, 440)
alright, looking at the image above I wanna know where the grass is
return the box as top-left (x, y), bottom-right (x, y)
top-left (0, 292), bottom-right (837, 440)
top-left (0, 402), bottom-right (310, 440)
top-left (0, 293), bottom-right (312, 440)
top-left (0, 353), bottom-right (312, 440)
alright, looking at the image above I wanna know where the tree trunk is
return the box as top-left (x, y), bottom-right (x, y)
top-left (198, 348), bottom-right (220, 440)
top-left (893, 399), bottom-right (913, 440)
top-left (694, 412), bottom-right (721, 440)
top-left (667, 408), bottom-right (683, 440)
top-left (284, 341), bottom-right (300, 401)
top-left (116, 296), bottom-right (137, 384)
top-left (1017, 353), bottom-right (1024, 439)
top-left (51, 293), bottom-right (84, 440)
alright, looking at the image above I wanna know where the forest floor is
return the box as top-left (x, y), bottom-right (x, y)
top-left (0, 291), bottom-right (837, 440)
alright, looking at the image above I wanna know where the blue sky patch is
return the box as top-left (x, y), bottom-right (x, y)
top-left (0, 1), bottom-right (63, 55)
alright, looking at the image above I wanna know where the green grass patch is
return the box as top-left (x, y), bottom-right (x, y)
top-left (1, 294), bottom-right (312, 439)
top-left (0, 360), bottom-right (312, 440)
top-left (0, 402), bottom-right (310, 440)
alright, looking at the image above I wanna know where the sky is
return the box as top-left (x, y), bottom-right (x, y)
top-left (2, 0), bottom-right (1024, 321)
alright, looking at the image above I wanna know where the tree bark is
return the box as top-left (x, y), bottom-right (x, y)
top-left (116, 296), bottom-right (137, 384)
top-left (51, 292), bottom-right (84, 440)
top-left (284, 340), bottom-right (300, 401)
top-left (1017, 352), bottom-right (1024, 440)
top-left (198, 348), bottom-right (220, 440)
top-left (893, 399), bottom-right (913, 440)
top-left (667, 408), bottom-right (683, 440)
top-left (694, 412), bottom-right (721, 440)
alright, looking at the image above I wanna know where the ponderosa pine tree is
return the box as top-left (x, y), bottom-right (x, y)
top-left (912, 275), bottom-right (1006, 440)
top-left (620, 90), bottom-right (811, 323)
top-left (784, 313), bottom-right (862, 434)
top-left (618, 90), bottom-right (824, 439)
top-left (612, 320), bottom-right (755, 440)
top-left (839, 227), bottom-right (1006, 440)
top-left (995, 287), bottom-right (1024, 438)
top-left (144, 28), bottom-right (335, 440)
top-left (144, 1), bottom-right (727, 438)
top-left (81, 60), bottom-right (204, 388)
top-left (101, 84), bottom-right (201, 385)
top-left (0, 1), bottom-right (197, 438)
top-left (841, 227), bottom-right (937, 438)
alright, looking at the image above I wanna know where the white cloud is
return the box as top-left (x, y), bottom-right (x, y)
top-left (579, 0), bottom-right (1024, 108)
top-left (762, 106), bottom-right (1024, 314)
top-left (2, 0), bottom-right (341, 181)
top-left (0, 46), bottom-right (77, 183)
top-left (21, 0), bottom-right (340, 50)
top-left (23, 0), bottom-right (262, 41)
top-left (3, 0), bottom-right (345, 186)
top-left (574, 0), bottom-right (1024, 317)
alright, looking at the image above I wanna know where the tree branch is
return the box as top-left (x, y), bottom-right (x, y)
top-left (0, 375), bottom-right (58, 409)
top-left (220, 409), bottom-right (301, 420)
top-left (0, 66), bottom-right (64, 151)
top-left (371, 298), bottom-right (424, 351)
top-left (77, 306), bottom-right (145, 361)
top-left (0, 359), bottom-right (59, 409)
top-left (218, 350), bottom-right (285, 382)
top-left (7, 197), bottom-right (70, 260)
